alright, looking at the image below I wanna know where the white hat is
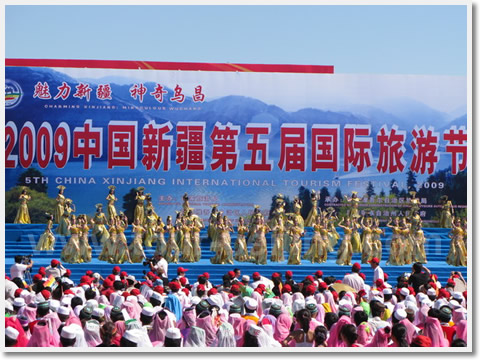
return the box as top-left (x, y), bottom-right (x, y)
top-left (244, 297), bottom-right (258, 310)
top-left (150, 292), bottom-right (163, 302)
top-left (247, 324), bottom-right (262, 337)
top-left (383, 288), bottom-right (392, 295)
top-left (371, 290), bottom-right (380, 297)
top-left (338, 299), bottom-right (351, 307)
top-left (5, 301), bottom-right (13, 312)
top-left (13, 298), bottom-right (25, 307)
top-left (126, 296), bottom-right (137, 303)
top-left (127, 275), bottom-right (136, 282)
top-left (449, 299), bottom-right (462, 309)
top-left (190, 296), bottom-right (201, 306)
top-left (427, 288), bottom-right (436, 296)
top-left (165, 327), bottom-right (181, 340)
top-left (372, 296), bottom-right (384, 303)
top-left (86, 299), bottom-right (98, 309)
top-left (61, 325), bottom-right (77, 340)
top-left (49, 299), bottom-right (60, 312)
top-left (122, 329), bottom-right (140, 344)
top-left (400, 288), bottom-right (410, 297)
top-left (92, 308), bottom-right (105, 318)
top-left (5, 327), bottom-right (19, 340)
top-left (141, 307), bottom-right (155, 317)
top-left (63, 278), bottom-right (74, 286)
top-left (434, 299), bottom-right (449, 310)
top-left (60, 297), bottom-right (72, 306)
top-left (420, 299), bottom-right (434, 308)
top-left (242, 275), bottom-right (250, 282)
top-left (394, 309), bottom-right (407, 321)
top-left (57, 306), bottom-right (71, 316)
top-left (93, 273), bottom-right (101, 280)
top-left (452, 292), bottom-right (464, 301)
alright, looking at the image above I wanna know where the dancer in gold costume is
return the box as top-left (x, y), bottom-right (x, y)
top-left (401, 217), bottom-right (413, 265)
top-left (250, 217), bottom-right (270, 265)
top-left (210, 216), bottom-right (234, 265)
top-left (54, 185), bottom-right (66, 224)
top-left (446, 217), bottom-right (467, 266)
top-left (154, 217), bottom-right (166, 257)
top-left (386, 217), bottom-right (404, 266)
top-left (191, 218), bottom-right (202, 262)
top-left (144, 209), bottom-right (157, 247)
top-left (14, 187), bottom-right (31, 224)
top-left (304, 215), bottom-right (327, 264)
top-left (78, 215), bottom-right (92, 263)
top-left (292, 197), bottom-right (304, 230)
top-left (208, 204), bottom-right (219, 242)
top-left (344, 191), bottom-right (361, 220)
top-left (326, 208), bottom-right (340, 250)
top-left (234, 217), bottom-right (250, 262)
top-left (165, 216), bottom-right (179, 263)
top-left (110, 216), bottom-right (132, 264)
top-left (35, 214), bottom-right (55, 251)
top-left (360, 216), bottom-right (374, 264)
top-left (336, 217), bottom-right (354, 266)
top-left (269, 194), bottom-right (286, 228)
top-left (56, 199), bottom-right (74, 236)
top-left (106, 185), bottom-right (118, 222)
top-left (304, 190), bottom-right (319, 227)
top-left (98, 218), bottom-right (116, 262)
top-left (130, 218), bottom-right (146, 263)
top-left (271, 217), bottom-right (285, 262)
top-left (439, 195), bottom-right (454, 228)
top-left (350, 217), bottom-right (362, 253)
top-left (61, 215), bottom-right (81, 263)
top-left (412, 218), bottom-right (427, 264)
top-left (134, 187), bottom-right (146, 225)
top-left (371, 218), bottom-right (384, 262)
top-left (180, 218), bottom-right (195, 262)
top-left (91, 204), bottom-right (109, 244)
top-left (287, 219), bottom-right (303, 265)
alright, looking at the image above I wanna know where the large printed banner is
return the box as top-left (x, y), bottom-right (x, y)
top-left (5, 60), bottom-right (468, 223)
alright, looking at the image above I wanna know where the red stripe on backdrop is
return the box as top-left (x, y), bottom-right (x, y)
top-left (5, 58), bottom-right (334, 74)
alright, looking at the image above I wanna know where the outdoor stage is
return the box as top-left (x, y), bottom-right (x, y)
top-left (5, 224), bottom-right (467, 285)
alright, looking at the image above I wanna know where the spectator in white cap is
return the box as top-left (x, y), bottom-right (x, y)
top-left (5, 327), bottom-right (19, 347)
top-left (121, 329), bottom-right (140, 347)
top-left (164, 327), bottom-right (182, 347)
top-left (57, 306), bottom-right (71, 324)
top-left (140, 307), bottom-right (155, 328)
top-left (382, 288), bottom-right (394, 314)
top-left (92, 308), bottom-right (105, 324)
top-left (60, 325), bottom-right (77, 347)
top-left (243, 297), bottom-right (259, 323)
top-left (13, 298), bottom-right (25, 313)
top-left (392, 309), bottom-right (407, 324)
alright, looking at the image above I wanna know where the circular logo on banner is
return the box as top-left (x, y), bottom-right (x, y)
top-left (5, 80), bottom-right (23, 109)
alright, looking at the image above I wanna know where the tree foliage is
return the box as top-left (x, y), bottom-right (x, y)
top-left (5, 186), bottom-right (56, 223)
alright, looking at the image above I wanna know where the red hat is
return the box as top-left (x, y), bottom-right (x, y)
top-left (315, 270), bottom-right (323, 277)
top-left (359, 273), bottom-right (366, 281)
top-left (14, 289), bottom-right (23, 298)
top-left (120, 271), bottom-right (128, 278)
top-left (375, 278), bottom-right (384, 287)
top-left (257, 284), bottom-right (266, 290)
top-left (208, 288), bottom-right (218, 296)
top-left (169, 281), bottom-right (181, 291)
top-left (368, 257), bottom-right (380, 264)
top-left (255, 287), bottom-right (264, 295)
top-left (261, 317), bottom-right (271, 326)
top-left (41, 289), bottom-right (51, 300)
top-left (64, 289), bottom-right (74, 295)
top-left (285, 271), bottom-right (293, 278)
top-left (319, 282), bottom-right (328, 290)
top-left (384, 273), bottom-right (389, 281)
top-left (177, 267), bottom-right (188, 273)
top-left (411, 335), bottom-right (432, 347)
top-left (305, 284), bottom-right (316, 296)
top-left (271, 272), bottom-right (281, 278)
top-left (80, 275), bottom-right (91, 285)
top-left (352, 262), bottom-right (361, 271)
top-left (438, 288), bottom-right (450, 299)
top-left (65, 269), bottom-right (72, 277)
top-left (335, 280), bottom-right (342, 283)
top-left (306, 275), bottom-right (315, 283)
top-left (447, 279), bottom-right (456, 286)
top-left (112, 266), bottom-right (121, 274)
top-left (358, 289), bottom-right (367, 298)
top-left (197, 284), bottom-right (206, 292)
top-left (331, 291), bottom-right (338, 302)
top-left (122, 291), bottom-right (130, 299)
top-left (33, 274), bottom-right (43, 282)
top-left (252, 272), bottom-right (261, 280)
top-left (228, 271), bottom-right (235, 279)
top-left (5, 276), bottom-right (10, 281)
top-left (130, 289), bottom-right (141, 296)
top-left (431, 274), bottom-right (438, 281)
top-left (230, 284), bottom-right (240, 295)
top-left (179, 277), bottom-right (187, 286)
top-left (86, 270), bottom-right (93, 276)
top-left (429, 281), bottom-right (437, 290)
top-left (51, 259), bottom-right (60, 267)
top-left (107, 274), bottom-right (116, 281)
top-left (408, 286), bottom-right (415, 296)
top-left (38, 267), bottom-right (46, 276)
top-left (182, 288), bottom-right (190, 296)
top-left (463, 290), bottom-right (467, 300)
top-left (103, 279), bottom-right (113, 288)
top-left (153, 286), bottom-right (164, 294)
top-left (282, 284), bottom-right (292, 293)
top-left (203, 272), bottom-right (210, 279)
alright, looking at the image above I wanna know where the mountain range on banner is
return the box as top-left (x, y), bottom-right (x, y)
top-left (6, 67), bottom-right (467, 164)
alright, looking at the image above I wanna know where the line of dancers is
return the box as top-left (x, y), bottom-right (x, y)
top-left (22, 185), bottom-right (467, 267)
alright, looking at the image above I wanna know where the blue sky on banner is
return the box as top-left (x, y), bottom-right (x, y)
top-left (6, 4), bottom-right (467, 76)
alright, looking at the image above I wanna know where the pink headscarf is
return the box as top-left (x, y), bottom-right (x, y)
top-left (399, 319), bottom-right (417, 344)
top-left (229, 314), bottom-right (247, 346)
top-left (315, 292), bottom-right (325, 305)
top-left (149, 312), bottom-right (175, 343)
top-left (424, 317), bottom-right (449, 347)
top-left (455, 320), bottom-right (467, 343)
top-left (178, 307), bottom-right (196, 330)
top-left (366, 327), bottom-right (390, 347)
top-left (196, 314), bottom-right (218, 347)
top-left (18, 306), bottom-right (37, 323)
top-left (326, 316), bottom-right (351, 347)
top-left (122, 302), bottom-right (141, 320)
top-left (114, 321), bottom-right (126, 338)
top-left (356, 323), bottom-right (373, 346)
top-left (316, 304), bottom-right (326, 324)
top-left (282, 293), bottom-right (293, 308)
top-left (251, 291), bottom-right (263, 317)
top-left (273, 313), bottom-right (292, 342)
top-left (324, 290), bottom-right (337, 314)
top-left (452, 308), bottom-right (467, 324)
top-left (5, 317), bottom-right (28, 347)
top-left (27, 321), bottom-right (60, 347)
